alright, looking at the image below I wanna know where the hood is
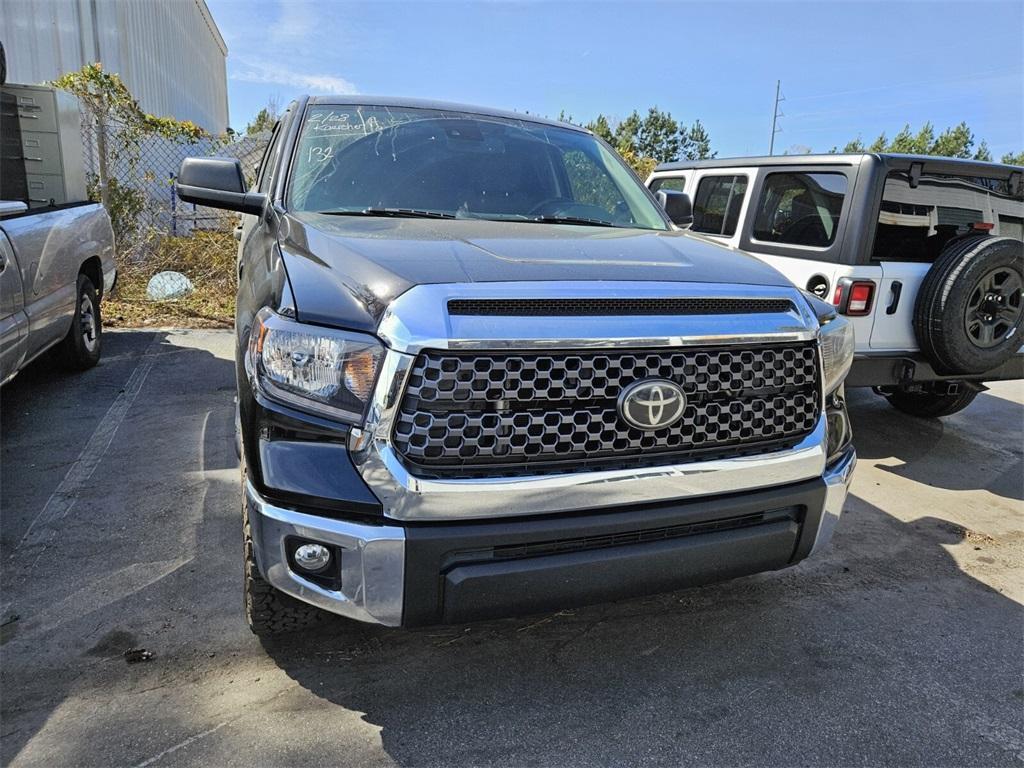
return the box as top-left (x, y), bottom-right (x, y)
top-left (279, 214), bottom-right (792, 332)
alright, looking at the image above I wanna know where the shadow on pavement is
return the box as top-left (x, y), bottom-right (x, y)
top-left (1, 331), bottom-right (241, 765)
top-left (847, 388), bottom-right (1023, 502)
top-left (256, 498), bottom-right (1024, 767)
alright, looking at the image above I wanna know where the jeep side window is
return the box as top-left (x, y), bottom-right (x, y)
top-left (649, 177), bottom-right (687, 193)
top-left (691, 175), bottom-right (747, 236)
top-left (872, 171), bottom-right (1024, 261)
top-left (752, 172), bottom-right (847, 247)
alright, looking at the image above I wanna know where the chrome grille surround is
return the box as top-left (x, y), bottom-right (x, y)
top-left (349, 281), bottom-right (829, 521)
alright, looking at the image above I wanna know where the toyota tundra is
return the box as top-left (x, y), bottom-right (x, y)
top-left (177, 97), bottom-right (856, 635)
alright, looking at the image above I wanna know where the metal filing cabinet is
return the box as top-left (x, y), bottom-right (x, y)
top-left (0, 83), bottom-right (87, 208)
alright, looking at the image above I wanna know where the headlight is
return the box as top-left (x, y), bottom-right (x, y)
top-left (819, 316), bottom-right (855, 395)
top-left (247, 308), bottom-right (383, 422)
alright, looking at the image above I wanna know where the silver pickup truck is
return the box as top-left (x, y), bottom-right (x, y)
top-left (0, 199), bottom-right (116, 383)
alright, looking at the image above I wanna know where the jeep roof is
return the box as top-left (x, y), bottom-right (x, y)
top-left (655, 153), bottom-right (1023, 177)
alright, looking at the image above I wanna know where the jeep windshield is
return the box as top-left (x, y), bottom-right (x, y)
top-left (288, 104), bottom-right (669, 231)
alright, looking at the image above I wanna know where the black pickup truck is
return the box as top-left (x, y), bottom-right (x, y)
top-left (177, 97), bottom-right (856, 635)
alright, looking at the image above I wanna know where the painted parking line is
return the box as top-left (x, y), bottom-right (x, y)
top-left (15, 336), bottom-right (162, 556)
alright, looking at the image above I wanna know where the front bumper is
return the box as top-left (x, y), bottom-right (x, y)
top-left (246, 445), bottom-right (856, 627)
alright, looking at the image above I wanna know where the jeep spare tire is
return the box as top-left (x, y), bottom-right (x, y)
top-left (913, 234), bottom-right (1024, 374)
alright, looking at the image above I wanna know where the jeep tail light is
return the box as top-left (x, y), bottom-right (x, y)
top-left (833, 278), bottom-right (875, 316)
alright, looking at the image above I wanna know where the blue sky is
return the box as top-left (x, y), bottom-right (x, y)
top-left (206, 0), bottom-right (1023, 158)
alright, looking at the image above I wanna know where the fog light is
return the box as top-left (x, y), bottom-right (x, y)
top-left (293, 543), bottom-right (331, 572)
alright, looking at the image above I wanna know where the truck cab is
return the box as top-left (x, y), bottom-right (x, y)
top-left (646, 154), bottom-right (1024, 417)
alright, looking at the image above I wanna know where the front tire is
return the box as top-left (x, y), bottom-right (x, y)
top-left (243, 473), bottom-right (326, 637)
top-left (885, 387), bottom-right (979, 418)
top-left (59, 274), bottom-right (102, 370)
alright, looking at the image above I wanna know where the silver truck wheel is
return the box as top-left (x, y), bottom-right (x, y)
top-left (60, 274), bottom-right (102, 370)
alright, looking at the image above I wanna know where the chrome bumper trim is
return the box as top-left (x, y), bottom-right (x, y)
top-left (808, 445), bottom-right (857, 557)
top-left (353, 408), bottom-right (828, 522)
top-left (246, 481), bottom-right (406, 626)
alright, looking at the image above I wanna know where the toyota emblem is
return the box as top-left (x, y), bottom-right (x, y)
top-left (617, 379), bottom-right (687, 431)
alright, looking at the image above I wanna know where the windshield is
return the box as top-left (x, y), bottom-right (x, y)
top-left (288, 105), bottom-right (669, 230)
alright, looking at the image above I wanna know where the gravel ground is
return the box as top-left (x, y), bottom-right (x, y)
top-left (1, 330), bottom-right (1022, 768)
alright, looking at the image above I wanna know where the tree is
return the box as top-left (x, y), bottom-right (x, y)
top-left (52, 63), bottom-right (205, 217)
top-left (636, 107), bottom-right (680, 163)
top-left (573, 107), bottom-right (715, 176)
top-left (586, 114), bottom-right (614, 144)
top-left (1001, 150), bottom-right (1024, 166)
top-left (868, 132), bottom-right (888, 152)
top-left (842, 121), bottom-right (998, 160)
top-left (931, 122), bottom-right (975, 158)
top-left (681, 120), bottom-right (715, 160)
top-left (613, 110), bottom-right (643, 157)
top-left (245, 97), bottom-right (280, 136)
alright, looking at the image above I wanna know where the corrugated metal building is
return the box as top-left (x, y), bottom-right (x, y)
top-left (0, 0), bottom-right (229, 133)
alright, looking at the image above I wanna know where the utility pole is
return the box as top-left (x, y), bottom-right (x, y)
top-left (769, 80), bottom-right (784, 156)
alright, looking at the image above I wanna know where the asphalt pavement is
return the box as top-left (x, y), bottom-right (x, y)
top-left (1, 329), bottom-right (1022, 767)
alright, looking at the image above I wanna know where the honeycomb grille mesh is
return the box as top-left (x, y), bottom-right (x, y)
top-left (393, 343), bottom-right (820, 478)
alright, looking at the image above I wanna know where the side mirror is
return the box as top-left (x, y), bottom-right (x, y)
top-left (0, 200), bottom-right (28, 216)
top-left (655, 189), bottom-right (693, 227)
top-left (176, 157), bottom-right (268, 215)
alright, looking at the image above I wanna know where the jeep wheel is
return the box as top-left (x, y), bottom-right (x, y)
top-left (243, 476), bottom-right (326, 636)
top-left (59, 274), bottom-right (102, 370)
top-left (885, 387), bottom-right (979, 418)
top-left (914, 235), bottom-right (1024, 374)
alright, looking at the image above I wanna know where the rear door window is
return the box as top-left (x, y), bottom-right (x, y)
top-left (691, 175), bottom-right (747, 236)
top-left (872, 171), bottom-right (1024, 261)
top-left (752, 172), bottom-right (847, 247)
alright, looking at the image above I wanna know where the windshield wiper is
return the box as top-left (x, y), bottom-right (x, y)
top-left (317, 207), bottom-right (456, 219)
top-left (527, 215), bottom-right (618, 228)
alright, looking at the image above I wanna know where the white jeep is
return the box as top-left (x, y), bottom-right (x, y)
top-left (647, 154), bottom-right (1023, 416)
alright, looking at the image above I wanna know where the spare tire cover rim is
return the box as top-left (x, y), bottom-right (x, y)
top-left (964, 265), bottom-right (1023, 349)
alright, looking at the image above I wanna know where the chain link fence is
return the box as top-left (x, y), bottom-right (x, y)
top-left (80, 114), bottom-right (270, 326)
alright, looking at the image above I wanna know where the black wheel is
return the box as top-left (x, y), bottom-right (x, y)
top-left (914, 235), bottom-right (1024, 374)
top-left (59, 274), bottom-right (102, 370)
top-left (885, 387), bottom-right (979, 418)
top-left (243, 472), bottom-right (326, 636)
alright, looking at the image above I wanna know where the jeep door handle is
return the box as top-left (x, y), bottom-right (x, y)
top-left (886, 281), bottom-right (902, 314)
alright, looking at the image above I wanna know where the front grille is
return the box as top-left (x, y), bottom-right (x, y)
top-left (392, 342), bottom-right (821, 478)
top-left (447, 297), bottom-right (795, 316)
